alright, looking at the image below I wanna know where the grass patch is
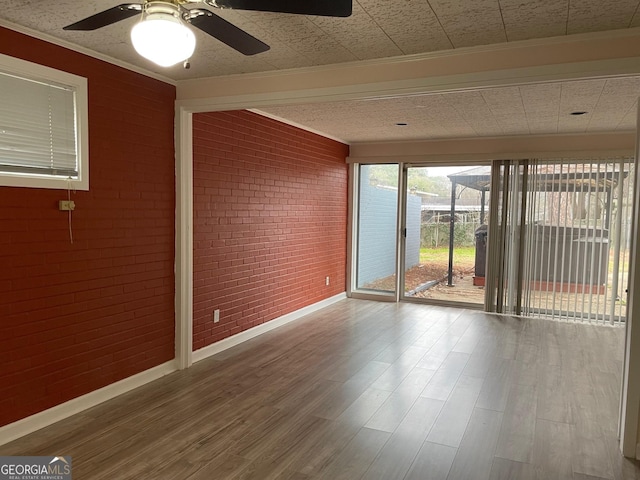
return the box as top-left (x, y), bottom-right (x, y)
top-left (420, 246), bottom-right (476, 267)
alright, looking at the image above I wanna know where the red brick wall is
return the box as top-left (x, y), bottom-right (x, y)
top-left (0, 28), bottom-right (176, 427)
top-left (193, 111), bottom-right (348, 350)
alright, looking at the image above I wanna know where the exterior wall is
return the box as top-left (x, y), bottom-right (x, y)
top-left (405, 195), bottom-right (422, 271)
top-left (0, 28), bottom-right (176, 427)
top-left (357, 179), bottom-right (421, 286)
top-left (192, 110), bottom-right (349, 350)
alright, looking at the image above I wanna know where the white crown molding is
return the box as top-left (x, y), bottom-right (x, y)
top-left (249, 109), bottom-right (348, 145)
top-left (0, 19), bottom-right (176, 86)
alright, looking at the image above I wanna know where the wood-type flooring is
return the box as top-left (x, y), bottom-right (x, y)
top-left (2, 299), bottom-right (639, 479)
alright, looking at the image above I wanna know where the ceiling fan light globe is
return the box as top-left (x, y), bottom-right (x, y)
top-left (131, 13), bottom-right (196, 68)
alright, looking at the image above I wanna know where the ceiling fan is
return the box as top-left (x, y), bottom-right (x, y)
top-left (63, 0), bottom-right (352, 67)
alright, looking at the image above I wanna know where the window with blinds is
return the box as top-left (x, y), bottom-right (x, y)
top-left (0, 54), bottom-right (88, 190)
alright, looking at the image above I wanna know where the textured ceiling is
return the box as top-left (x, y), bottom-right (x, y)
top-left (2, 0), bottom-right (640, 79)
top-left (256, 77), bottom-right (640, 143)
top-left (2, 1), bottom-right (640, 143)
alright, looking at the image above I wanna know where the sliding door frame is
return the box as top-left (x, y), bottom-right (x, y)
top-left (620, 105), bottom-right (640, 458)
top-left (349, 160), bottom-right (491, 308)
top-left (399, 162), bottom-right (488, 309)
top-left (348, 162), bottom-right (402, 302)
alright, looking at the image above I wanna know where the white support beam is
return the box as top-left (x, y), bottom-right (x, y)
top-left (175, 105), bottom-right (193, 370)
top-left (176, 29), bottom-right (640, 112)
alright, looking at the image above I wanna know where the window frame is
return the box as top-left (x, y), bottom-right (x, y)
top-left (0, 53), bottom-right (89, 191)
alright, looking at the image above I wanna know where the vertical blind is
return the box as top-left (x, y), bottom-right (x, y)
top-left (486, 158), bottom-right (633, 325)
top-left (0, 71), bottom-right (78, 178)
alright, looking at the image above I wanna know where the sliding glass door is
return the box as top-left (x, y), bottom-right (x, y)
top-left (401, 165), bottom-right (489, 307)
top-left (355, 164), bottom-right (400, 295)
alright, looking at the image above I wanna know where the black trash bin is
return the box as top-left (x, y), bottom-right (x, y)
top-left (474, 224), bottom-right (488, 286)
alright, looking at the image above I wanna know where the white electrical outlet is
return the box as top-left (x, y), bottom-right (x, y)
top-left (213, 309), bottom-right (220, 323)
top-left (58, 200), bottom-right (75, 211)
top-left (325, 276), bottom-right (330, 286)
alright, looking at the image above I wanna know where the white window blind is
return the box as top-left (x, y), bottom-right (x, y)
top-left (0, 71), bottom-right (78, 178)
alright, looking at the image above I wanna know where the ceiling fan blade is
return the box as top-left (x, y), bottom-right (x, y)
top-left (209, 0), bottom-right (352, 17)
top-left (63, 4), bottom-right (142, 31)
top-left (189, 11), bottom-right (269, 56)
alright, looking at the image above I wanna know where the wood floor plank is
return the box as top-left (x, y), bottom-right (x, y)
top-left (413, 317), bottom-right (449, 349)
top-left (394, 366), bottom-right (437, 397)
top-left (446, 407), bottom-right (503, 480)
top-left (335, 387), bottom-right (392, 427)
top-left (370, 364), bottom-right (413, 391)
top-left (290, 421), bottom-right (362, 476)
top-left (532, 419), bottom-right (573, 480)
top-left (488, 457), bottom-right (536, 480)
top-left (571, 423), bottom-right (615, 480)
top-left (225, 409), bottom-right (302, 460)
top-left (476, 357), bottom-right (513, 411)
top-left (426, 375), bottom-right (484, 448)
top-left (364, 391), bottom-right (417, 433)
top-left (573, 474), bottom-right (616, 480)
top-left (422, 332), bottom-right (462, 361)
top-left (461, 350), bottom-right (499, 378)
top-left (494, 382), bottom-right (537, 463)
top-left (315, 427), bottom-right (390, 480)
top-left (312, 361), bottom-right (391, 420)
top-left (445, 310), bottom-right (473, 337)
top-left (412, 322), bottom-right (448, 351)
top-left (403, 441), bottom-right (456, 480)
top-left (536, 364), bottom-right (573, 424)
top-left (182, 453), bottom-right (250, 480)
top-left (570, 369), bottom-right (616, 479)
top-left (229, 415), bottom-right (332, 480)
top-left (452, 322), bottom-right (484, 354)
top-left (416, 350), bottom-right (449, 371)
top-left (369, 346), bottom-right (429, 392)
top-left (591, 370), bottom-right (623, 437)
top-left (361, 397), bottom-right (444, 480)
top-left (509, 357), bottom-right (539, 388)
top-left (420, 351), bottom-right (470, 401)
top-left (273, 378), bottom-right (342, 412)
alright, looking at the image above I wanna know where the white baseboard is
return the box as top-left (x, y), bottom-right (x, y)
top-left (0, 360), bottom-right (177, 447)
top-left (193, 292), bottom-right (347, 363)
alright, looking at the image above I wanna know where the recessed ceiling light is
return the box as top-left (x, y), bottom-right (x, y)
top-left (570, 111), bottom-right (588, 116)
top-left (395, 122), bottom-right (408, 126)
